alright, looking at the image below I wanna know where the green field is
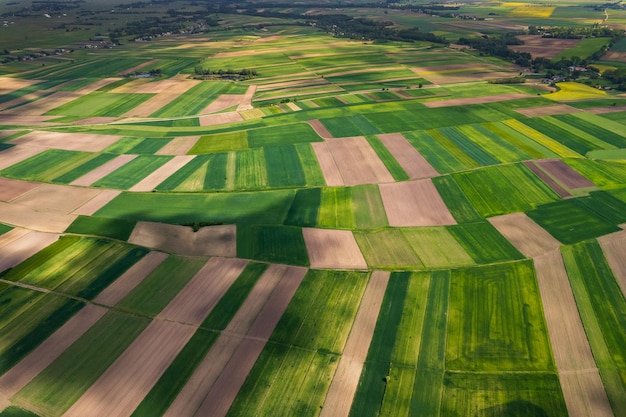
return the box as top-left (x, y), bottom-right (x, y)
top-left (91, 155), bottom-right (172, 189)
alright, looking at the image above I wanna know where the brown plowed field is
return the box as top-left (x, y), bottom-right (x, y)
top-left (72, 190), bottom-right (122, 216)
top-left (0, 231), bottom-right (59, 271)
top-left (201, 94), bottom-right (245, 114)
top-left (0, 227), bottom-right (30, 250)
top-left (377, 133), bottom-right (439, 179)
top-left (155, 136), bottom-right (199, 155)
top-left (12, 183), bottom-right (100, 214)
top-left (308, 119), bottom-right (333, 139)
top-left (534, 250), bottom-right (613, 417)
top-left (587, 105), bottom-right (626, 114)
top-left (0, 201), bottom-right (76, 233)
top-left (156, 257), bottom-right (248, 326)
top-left (0, 145), bottom-right (46, 170)
top-left (199, 112), bottom-right (244, 126)
top-left (128, 222), bottom-right (236, 258)
top-left (511, 36), bottom-right (581, 59)
top-left (320, 270), bottom-right (390, 417)
top-left (70, 154), bottom-right (138, 187)
top-left (535, 159), bottom-right (595, 189)
top-left (0, 305), bottom-right (108, 398)
top-left (0, 178), bottom-right (40, 202)
top-left (129, 155), bottom-right (195, 192)
top-left (0, 115), bottom-right (57, 126)
top-left (422, 93), bottom-right (531, 108)
top-left (122, 80), bottom-right (200, 117)
top-left (488, 212), bottom-right (561, 257)
top-left (303, 228), bottom-right (367, 270)
top-left (524, 161), bottom-right (571, 197)
top-left (311, 141), bottom-right (344, 186)
top-left (119, 59), bottom-right (159, 75)
top-left (598, 230), bottom-right (626, 298)
top-left (379, 179), bottom-right (456, 227)
top-left (10, 131), bottom-right (121, 152)
top-left (326, 136), bottom-right (393, 185)
top-left (516, 104), bottom-right (582, 117)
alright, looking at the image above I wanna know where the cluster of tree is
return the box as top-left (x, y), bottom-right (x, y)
top-left (193, 67), bottom-right (257, 80)
top-left (603, 67), bottom-right (626, 90)
top-left (108, 14), bottom-right (219, 41)
top-left (530, 25), bottom-right (622, 40)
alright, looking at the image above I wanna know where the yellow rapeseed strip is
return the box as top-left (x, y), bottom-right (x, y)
top-left (547, 82), bottom-right (608, 101)
top-left (502, 119), bottom-right (582, 158)
top-left (510, 5), bottom-right (555, 17)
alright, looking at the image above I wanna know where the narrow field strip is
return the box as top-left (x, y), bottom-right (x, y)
top-left (308, 120), bottom-right (333, 139)
top-left (0, 201), bottom-right (76, 233)
top-left (0, 227), bottom-right (30, 250)
top-left (303, 228), bottom-right (367, 270)
top-left (377, 133), bottom-right (439, 179)
top-left (70, 154), bottom-right (138, 187)
top-left (535, 159), bottom-right (595, 189)
top-left (164, 265), bottom-right (307, 417)
top-left (128, 222), bottom-right (236, 258)
top-left (534, 250), bottom-right (613, 417)
top-left (326, 137), bottom-right (394, 185)
top-left (3, 91), bottom-right (81, 116)
top-left (0, 145), bottom-right (47, 171)
top-left (129, 155), bottom-right (196, 192)
top-left (236, 85), bottom-right (257, 112)
top-left (516, 104), bottom-right (582, 117)
top-left (320, 270), bottom-right (390, 417)
top-left (311, 141), bottom-right (344, 186)
top-left (72, 190), bottom-right (122, 216)
top-left (598, 230), bottom-right (626, 298)
top-left (202, 94), bottom-right (245, 114)
top-left (0, 231), bottom-right (59, 272)
top-left (9, 131), bottom-right (121, 152)
top-left (0, 304), bottom-right (108, 398)
top-left (199, 112), bottom-right (244, 127)
top-left (524, 161), bottom-right (571, 198)
top-left (155, 136), bottom-right (199, 155)
top-left (422, 93), bottom-right (530, 108)
top-left (379, 179), bottom-right (456, 227)
top-left (0, 178), bottom-right (40, 202)
top-left (488, 212), bottom-right (561, 258)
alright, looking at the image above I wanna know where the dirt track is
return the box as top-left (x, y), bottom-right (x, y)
top-left (303, 228), bottom-right (367, 270)
top-left (488, 212), bottom-right (561, 257)
top-left (377, 133), bottom-right (438, 179)
top-left (320, 270), bottom-right (390, 417)
top-left (379, 179), bottom-right (456, 227)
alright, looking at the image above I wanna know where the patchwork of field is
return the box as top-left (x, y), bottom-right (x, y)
top-left (1, 15), bottom-right (626, 417)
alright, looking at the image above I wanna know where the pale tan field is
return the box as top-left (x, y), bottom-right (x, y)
top-left (0, 77), bottom-right (41, 95)
top-left (598, 230), bottom-right (626, 298)
top-left (12, 183), bottom-right (101, 214)
top-left (155, 136), bottom-right (199, 155)
top-left (303, 228), bottom-right (367, 270)
top-left (379, 179), bottom-right (456, 227)
top-left (236, 85), bottom-right (257, 111)
top-left (326, 136), bottom-right (393, 185)
top-left (308, 119), bottom-right (333, 139)
top-left (423, 93), bottom-right (531, 108)
top-left (128, 222), bottom-right (236, 258)
top-left (488, 212), bottom-right (561, 257)
top-left (201, 94), bottom-right (245, 114)
top-left (377, 133), bottom-right (439, 179)
top-left (311, 141), bottom-right (344, 186)
top-left (0, 227), bottom-right (30, 250)
top-left (70, 154), bottom-right (138, 187)
top-left (198, 112), bottom-right (244, 127)
top-left (0, 178), bottom-right (40, 202)
top-left (0, 231), bottom-right (59, 271)
top-left (129, 155), bottom-right (195, 192)
top-left (72, 190), bottom-right (122, 216)
top-left (516, 104), bottom-right (582, 117)
top-left (534, 250), bottom-right (613, 417)
top-left (0, 201), bottom-right (75, 233)
top-left (157, 257), bottom-right (248, 326)
top-left (122, 79), bottom-right (200, 117)
top-left (119, 59), bottom-right (160, 75)
top-left (285, 101), bottom-right (301, 111)
top-left (320, 270), bottom-right (390, 417)
top-left (10, 131), bottom-right (121, 152)
top-left (0, 145), bottom-right (46, 170)
top-left (602, 51), bottom-right (626, 62)
top-left (165, 265), bottom-right (308, 417)
top-left (93, 251), bottom-right (169, 306)
top-left (62, 321), bottom-right (196, 417)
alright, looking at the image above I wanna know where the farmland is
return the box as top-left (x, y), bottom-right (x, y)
top-left (1, 1), bottom-right (626, 416)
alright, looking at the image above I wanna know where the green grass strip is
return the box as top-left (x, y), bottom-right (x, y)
top-left (365, 135), bottom-right (409, 181)
top-left (432, 176), bottom-right (483, 223)
top-left (448, 222), bottom-right (525, 264)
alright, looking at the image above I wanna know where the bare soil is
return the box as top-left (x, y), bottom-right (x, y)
top-left (129, 155), bottom-right (195, 192)
top-left (303, 228), bottom-right (367, 270)
top-left (524, 161), bottom-right (571, 197)
top-left (12, 183), bottom-right (101, 214)
top-left (119, 59), bottom-right (160, 75)
top-left (516, 104), bottom-right (582, 117)
top-left (201, 95), bottom-right (245, 114)
top-left (199, 112), bottom-right (244, 127)
top-left (0, 145), bottom-right (47, 170)
top-left (535, 159), bottom-right (595, 189)
top-left (559, 371), bottom-right (615, 417)
top-left (320, 271), bottom-right (390, 417)
top-left (10, 131), bottom-right (121, 152)
top-left (598, 230), bottom-right (626, 298)
top-left (308, 119), bottom-right (333, 139)
top-left (311, 141), bottom-right (344, 186)
top-left (377, 133), bottom-right (438, 179)
top-left (326, 136), bottom-right (394, 185)
top-left (379, 179), bottom-right (456, 227)
top-left (0, 178), bottom-right (40, 202)
top-left (0, 201), bottom-right (76, 233)
top-left (0, 231), bottom-right (59, 271)
top-left (70, 154), bottom-right (138, 187)
top-left (128, 221), bottom-right (236, 258)
top-left (236, 85), bottom-right (257, 112)
top-left (72, 190), bottom-right (122, 216)
top-left (488, 212), bottom-right (561, 257)
top-left (155, 136), bottom-right (200, 155)
top-left (587, 105), bottom-right (626, 114)
top-left (511, 36), bottom-right (581, 59)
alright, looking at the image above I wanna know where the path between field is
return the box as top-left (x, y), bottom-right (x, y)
top-left (0, 145), bottom-right (47, 171)
top-left (70, 154), bottom-right (138, 187)
top-left (164, 265), bottom-right (308, 417)
top-left (129, 155), bottom-right (195, 192)
top-left (379, 179), bottom-right (456, 227)
top-left (488, 212), bottom-right (561, 257)
top-left (598, 230), bottom-right (626, 299)
top-left (0, 231), bottom-right (59, 272)
top-left (303, 228), bottom-right (367, 270)
top-left (62, 258), bottom-right (248, 417)
top-left (377, 133), bottom-right (439, 179)
top-left (320, 270), bottom-right (390, 417)
top-left (534, 250), bottom-right (614, 417)
top-left (0, 252), bottom-right (167, 398)
top-left (128, 222), bottom-right (236, 258)
top-left (236, 85), bottom-right (257, 111)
